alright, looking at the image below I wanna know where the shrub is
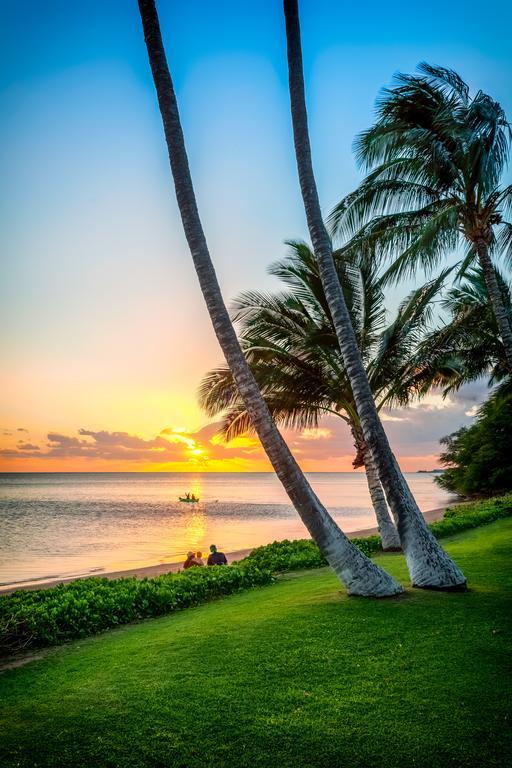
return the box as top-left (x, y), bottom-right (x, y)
top-left (2, 495), bottom-right (511, 655)
top-left (238, 534), bottom-right (382, 574)
top-left (436, 392), bottom-right (512, 497)
top-left (240, 495), bottom-right (512, 571)
top-left (0, 562), bottom-right (273, 655)
top-left (430, 494), bottom-right (512, 538)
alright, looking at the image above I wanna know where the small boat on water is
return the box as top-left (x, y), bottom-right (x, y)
top-left (179, 494), bottom-right (200, 503)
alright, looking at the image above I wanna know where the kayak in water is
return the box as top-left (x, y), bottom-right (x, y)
top-left (179, 493), bottom-right (200, 503)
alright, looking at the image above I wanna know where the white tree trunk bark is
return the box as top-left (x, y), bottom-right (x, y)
top-left (283, 0), bottom-right (465, 589)
top-left (363, 450), bottom-right (402, 551)
top-left (351, 424), bottom-right (400, 550)
top-left (137, 0), bottom-right (403, 597)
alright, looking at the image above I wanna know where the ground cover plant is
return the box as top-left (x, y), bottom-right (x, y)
top-left (0, 521), bottom-right (511, 768)
top-left (0, 562), bottom-right (273, 655)
top-left (1, 495), bottom-right (510, 655)
top-left (242, 494), bottom-right (512, 571)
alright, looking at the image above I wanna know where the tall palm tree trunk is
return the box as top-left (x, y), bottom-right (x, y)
top-left (283, 0), bottom-right (465, 589)
top-left (137, 0), bottom-right (402, 597)
top-left (475, 239), bottom-right (512, 371)
top-left (351, 426), bottom-right (400, 550)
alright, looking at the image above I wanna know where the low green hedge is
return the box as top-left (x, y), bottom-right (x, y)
top-left (430, 494), bottom-right (512, 538)
top-left (240, 534), bottom-right (381, 573)
top-left (240, 494), bottom-right (512, 573)
top-left (2, 495), bottom-right (511, 655)
top-left (0, 562), bottom-right (273, 655)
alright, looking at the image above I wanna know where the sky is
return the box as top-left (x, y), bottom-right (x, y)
top-left (1, 0), bottom-right (511, 472)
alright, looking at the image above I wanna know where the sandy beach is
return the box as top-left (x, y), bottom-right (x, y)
top-left (0, 505), bottom-right (452, 595)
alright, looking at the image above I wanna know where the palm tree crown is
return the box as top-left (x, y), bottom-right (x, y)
top-left (411, 266), bottom-right (511, 397)
top-left (329, 63), bottom-right (512, 367)
top-left (199, 242), bottom-right (448, 548)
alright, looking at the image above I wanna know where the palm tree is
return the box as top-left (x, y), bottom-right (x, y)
top-left (200, 243), bottom-right (451, 550)
top-left (137, 0), bottom-right (402, 596)
top-left (283, 0), bottom-right (465, 589)
top-left (408, 267), bottom-right (511, 397)
top-left (329, 63), bottom-right (512, 370)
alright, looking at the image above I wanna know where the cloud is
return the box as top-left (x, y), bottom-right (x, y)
top-left (17, 427), bottom-right (29, 433)
top-left (0, 379), bottom-right (489, 470)
top-left (300, 428), bottom-right (332, 440)
top-left (0, 423), bottom-right (265, 465)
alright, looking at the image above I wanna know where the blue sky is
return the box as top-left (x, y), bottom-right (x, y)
top-left (0, 0), bottom-right (511, 469)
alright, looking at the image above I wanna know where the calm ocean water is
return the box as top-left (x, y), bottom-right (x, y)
top-left (0, 472), bottom-right (454, 588)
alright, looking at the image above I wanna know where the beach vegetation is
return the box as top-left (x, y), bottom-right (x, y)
top-left (410, 266), bottom-right (511, 395)
top-left (1, 521), bottom-right (510, 768)
top-left (0, 562), bottom-right (273, 655)
top-left (200, 242), bottom-right (451, 552)
top-left (329, 63), bottom-right (512, 369)
top-left (436, 393), bottom-right (512, 496)
top-left (2, 495), bottom-right (509, 655)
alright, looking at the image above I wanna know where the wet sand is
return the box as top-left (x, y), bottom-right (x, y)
top-left (0, 505), bottom-right (454, 595)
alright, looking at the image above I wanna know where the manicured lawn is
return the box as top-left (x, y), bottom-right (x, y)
top-left (1, 521), bottom-right (511, 768)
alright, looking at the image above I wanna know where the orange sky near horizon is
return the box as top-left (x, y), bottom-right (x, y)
top-left (0, 417), bottom-right (445, 474)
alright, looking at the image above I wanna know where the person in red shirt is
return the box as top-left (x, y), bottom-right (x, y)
top-left (183, 551), bottom-right (200, 569)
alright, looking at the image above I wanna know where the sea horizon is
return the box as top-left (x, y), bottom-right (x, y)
top-left (0, 471), bottom-right (454, 589)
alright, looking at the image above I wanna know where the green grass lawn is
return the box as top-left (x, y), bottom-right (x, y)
top-left (1, 521), bottom-right (511, 768)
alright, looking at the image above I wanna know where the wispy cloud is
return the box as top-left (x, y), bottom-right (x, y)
top-left (0, 381), bottom-right (486, 471)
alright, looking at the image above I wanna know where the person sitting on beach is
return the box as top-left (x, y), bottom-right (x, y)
top-left (183, 551), bottom-right (201, 569)
top-left (195, 551), bottom-right (204, 566)
top-left (207, 544), bottom-right (228, 566)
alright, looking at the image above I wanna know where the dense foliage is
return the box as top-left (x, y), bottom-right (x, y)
top-left (430, 495), bottom-right (512, 535)
top-left (0, 562), bottom-right (273, 655)
top-left (2, 496), bottom-right (510, 655)
top-left (242, 495), bottom-right (512, 572)
top-left (1, 522), bottom-right (511, 768)
top-left (240, 535), bottom-right (381, 573)
top-left (437, 394), bottom-right (512, 496)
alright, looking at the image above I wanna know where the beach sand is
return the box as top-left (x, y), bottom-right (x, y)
top-left (0, 505), bottom-right (452, 595)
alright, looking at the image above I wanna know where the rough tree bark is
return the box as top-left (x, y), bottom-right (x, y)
top-left (352, 426), bottom-right (401, 551)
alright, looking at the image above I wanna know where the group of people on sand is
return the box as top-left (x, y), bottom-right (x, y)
top-left (183, 544), bottom-right (228, 569)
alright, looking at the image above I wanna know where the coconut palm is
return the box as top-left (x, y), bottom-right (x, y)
top-left (407, 267), bottom-right (511, 397)
top-left (283, 0), bottom-right (465, 588)
top-left (137, 0), bottom-right (402, 596)
top-left (329, 63), bottom-right (512, 370)
top-left (200, 243), bottom-right (452, 550)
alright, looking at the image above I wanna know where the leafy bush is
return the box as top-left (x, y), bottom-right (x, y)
top-left (240, 495), bottom-right (512, 571)
top-left (3, 495), bottom-right (511, 655)
top-left (0, 562), bottom-right (273, 655)
top-left (430, 494), bottom-right (512, 538)
top-left (436, 392), bottom-right (512, 497)
top-left (239, 535), bottom-right (382, 573)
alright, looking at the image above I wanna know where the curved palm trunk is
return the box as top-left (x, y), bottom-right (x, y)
top-left (283, 0), bottom-right (465, 589)
top-left (475, 238), bottom-right (512, 371)
top-left (137, 0), bottom-right (402, 597)
top-left (363, 452), bottom-right (402, 551)
top-left (351, 426), bottom-right (401, 551)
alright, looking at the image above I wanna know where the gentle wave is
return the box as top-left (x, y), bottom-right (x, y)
top-left (0, 472), bottom-right (453, 588)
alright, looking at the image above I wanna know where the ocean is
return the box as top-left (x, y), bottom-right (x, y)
top-left (0, 472), bottom-right (453, 589)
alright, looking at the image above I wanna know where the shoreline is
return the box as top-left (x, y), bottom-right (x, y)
top-left (0, 505), bottom-right (452, 595)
